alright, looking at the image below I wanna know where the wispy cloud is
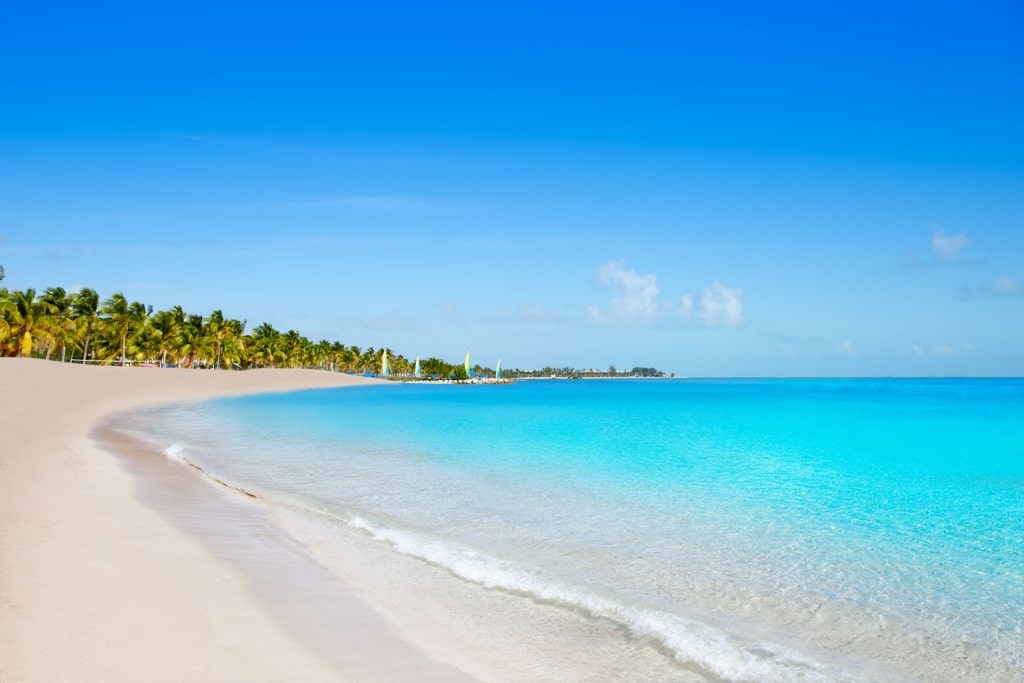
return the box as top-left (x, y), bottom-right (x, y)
top-left (699, 280), bottom-right (744, 328)
top-left (931, 228), bottom-right (971, 262)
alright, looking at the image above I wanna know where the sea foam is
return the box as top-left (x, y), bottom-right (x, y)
top-left (343, 513), bottom-right (854, 682)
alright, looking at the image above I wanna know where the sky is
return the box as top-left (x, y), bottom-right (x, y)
top-left (2, 1), bottom-right (1022, 376)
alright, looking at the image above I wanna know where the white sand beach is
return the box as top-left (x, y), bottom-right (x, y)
top-left (0, 358), bottom-right (474, 682)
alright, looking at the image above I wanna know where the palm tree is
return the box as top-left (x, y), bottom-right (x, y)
top-left (172, 314), bottom-right (209, 367)
top-left (3, 288), bottom-right (55, 357)
top-left (218, 318), bottom-right (246, 369)
top-left (0, 288), bottom-right (13, 353)
top-left (279, 330), bottom-right (307, 368)
top-left (248, 323), bottom-right (281, 368)
top-left (357, 346), bottom-right (377, 373)
top-left (148, 306), bottom-right (186, 366)
top-left (330, 341), bottom-right (348, 372)
top-left (343, 345), bottom-right (361, 373)
top-left (42, 287), bottom-right (75, 362)
top-left (100, 292), bottom-right (148, 366)
top-left (204, 310), bottom-right (246, 370)
top-left (72, 288), bottom-right (100, 363)
top-left (391, 352), bottom-right (411, 377)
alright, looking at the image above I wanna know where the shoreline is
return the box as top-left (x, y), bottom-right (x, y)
top-left (2, 358), bottom-right (708, 682)
top-left (0, 358), bottom-right (472, 681)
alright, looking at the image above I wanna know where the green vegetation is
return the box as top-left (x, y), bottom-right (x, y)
top-left (0, 286), bottom-right (405, 373)
top-left (0, 284), bottom-right (668, 378)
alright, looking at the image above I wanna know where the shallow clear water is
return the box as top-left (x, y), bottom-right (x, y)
top-left (123, 378), bottom-right (1024, 681)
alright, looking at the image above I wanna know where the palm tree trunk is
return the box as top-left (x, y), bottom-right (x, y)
top-left (121, 335), bottom-right (127, 366)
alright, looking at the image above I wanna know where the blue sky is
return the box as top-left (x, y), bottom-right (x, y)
top-left (2, 1), bottom-right (1022, 376)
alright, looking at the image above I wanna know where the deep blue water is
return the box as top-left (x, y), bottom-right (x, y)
top-left (126, 378), bottom-right (1024, 681)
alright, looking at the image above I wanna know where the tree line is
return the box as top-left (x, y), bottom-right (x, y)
top-left (0, 285), bottom-right (419, 374)
top-left (1, 278), bottom-right (668, 379)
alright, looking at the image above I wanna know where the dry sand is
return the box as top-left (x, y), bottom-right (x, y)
top-left (0, 358), bottom-right (475, 682)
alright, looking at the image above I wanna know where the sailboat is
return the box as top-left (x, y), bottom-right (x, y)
top-left (414, 356), bottom-right (421, 379)
top-left (495, 359), bottom-right (502, 380)
top-left (381, 349), bottom-right (390, 378)
top-left (465, 352), bottom-right (474, 379)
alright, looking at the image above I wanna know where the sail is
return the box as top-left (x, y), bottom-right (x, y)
top-left (381, 349), bottom-right (390, 378)
top-left (465, 352), bottom-right (474, 379)
top-left (496, 359), bottom-right (502, 380)
top-left (414, 356), bottom-right (421, 378)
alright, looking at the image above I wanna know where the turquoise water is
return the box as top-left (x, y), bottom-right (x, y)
top-left (124, 379), bottom-right (1024, 681)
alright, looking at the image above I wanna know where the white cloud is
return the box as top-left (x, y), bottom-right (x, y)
top-left (931, 228), bottom-right (971, 262)
top-left (589, 260), bottom-right (660, 323)
top-left (699, 281), bottom-right (744, 328)
top-left (913, 345), bottom-right (924, 358)
top-left (992, 274), bottom-right (1020, 293)
top-left (962, 342), bottom-right (976, 354)
top-left (587, 261), bottom-right (745, 329)
top-left (932, 344), bottom-right (955, 356)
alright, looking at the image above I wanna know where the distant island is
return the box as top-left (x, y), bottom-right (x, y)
top-left (0, 285), bottom-right (668, 380)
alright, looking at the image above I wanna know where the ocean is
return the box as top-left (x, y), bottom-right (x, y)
top-left (113, 378), bottom-right (1024, 681)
